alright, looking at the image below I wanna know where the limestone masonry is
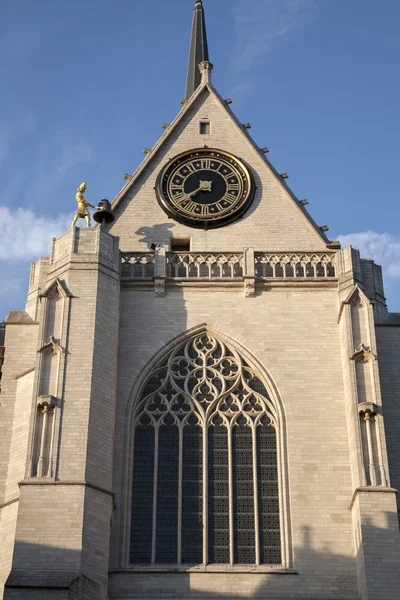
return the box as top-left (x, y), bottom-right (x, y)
top-left (1, 2), bottom-right (399, 599)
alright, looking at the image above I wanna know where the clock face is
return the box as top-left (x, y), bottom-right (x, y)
top-left (156, 148), bottom-right (255, 228)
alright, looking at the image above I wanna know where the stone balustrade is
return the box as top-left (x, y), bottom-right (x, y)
top-left (120, 251), bottom-right (337, 280)
top-left (121, 253), bottom-right (156, 279)
top-left (255, 252), bottom-right (336, 279)
top-left (167, 252), bottom-right (244, 278)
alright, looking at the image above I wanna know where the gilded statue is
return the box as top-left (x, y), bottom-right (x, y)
top-left (72, 182), bottom-right (96, 228)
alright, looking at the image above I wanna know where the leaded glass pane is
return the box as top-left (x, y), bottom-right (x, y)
top-left (156, 420), bottom-right (179, 563)
top-left (208, 421), bottom-right (229, 563)
top-left (257, 422), bottom-right (281, 565)
top-left (233, 419), bottom-right (255, 564)
top-left (130, 424), bottom-right (154, 563)
top-left (182, 416), bottom-right (203, 563)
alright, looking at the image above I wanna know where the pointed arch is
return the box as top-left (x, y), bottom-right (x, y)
top-left (120, 324), bottom-right (291, 569)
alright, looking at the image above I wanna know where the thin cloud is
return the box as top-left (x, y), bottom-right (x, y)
top-left (230, 0), bottom-right (320, 105)
top-left (28, 139), bottom-right (93, 204)
top-left (0, 207), bottom-right (71, 262)
top-left (338, 231), bottom-right (400, 279)
top-left (0, 108), bottom-right (36, 166)
top-left (232, 0), bottom-right (320, 72)
top-left (0, 133), bottom-right (93, 211)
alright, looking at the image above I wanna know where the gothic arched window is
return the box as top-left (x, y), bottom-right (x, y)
top-left (130, 334), bottom-right (281, 566)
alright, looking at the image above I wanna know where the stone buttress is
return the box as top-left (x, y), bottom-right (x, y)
top-left (0, 227), bottom-right (120, 599)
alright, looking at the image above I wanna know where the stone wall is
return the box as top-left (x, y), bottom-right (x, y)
top-left (109, 88), bottom-right (329, 254)
top-left (109, 282), bottom-right (359, 599)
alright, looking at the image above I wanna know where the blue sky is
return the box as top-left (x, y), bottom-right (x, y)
top-left (1, 0), bottom-right (399, 318)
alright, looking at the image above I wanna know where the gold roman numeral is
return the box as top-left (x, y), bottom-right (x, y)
top-left (228, 183), bottom-right (240, 191)
top-left (224, 193), bottom-right (237, 205)
top-left (202, 159), bottom-right (211, 169)
top-left (183, 200), bottom-right (198, 212)
top-left (186, 162), bottom-right (196, 173)
top-left (201, 205), bottom-right (210, 215)
top-left (173, 192), bottom-right (187, 204)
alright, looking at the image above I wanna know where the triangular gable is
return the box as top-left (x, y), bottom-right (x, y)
top-left (112, 82), bottom-right (209, 210)
top-left (343, 284), bottom-right (371, 307)
top-left (338, 284), bottom-right (372, 323)
top-left (110, 81), bottom-right (334, 251)
top-left (40, 278), bottom-right (72, 299)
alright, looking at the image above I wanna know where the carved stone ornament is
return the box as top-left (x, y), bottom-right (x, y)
top-left (37, 394), bottom-right (56, 408)
top-left (134, 333), bottom-right (277, 427)
top-left (351, 343), bottom-right (377, 363)
top-left (38, 336), bottom-right (64, 356)
top-left (244, 277), bottom-right (255, 298)
top-left (40, 278), bottom-right (72, 299)
top-left (154, 278), bottom-right (166, 298)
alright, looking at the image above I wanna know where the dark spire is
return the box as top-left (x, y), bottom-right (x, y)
top-left (185, 0), bottom-right (210, 99)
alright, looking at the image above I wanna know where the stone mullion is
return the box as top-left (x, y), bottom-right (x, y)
top-left (46, 407), bottom-right (56, 477)
top-left (340, 302), bottom-right (367, 488)
top-left (27, 295), bottom-right (49, 477)
top-left (366, 302), bottom-right (391, 486)
top-left (252, 422), bottom-right (260, 566)
top-left (37, 404), bottom-right (49, 477)
top-left (51, 294), bottom-right (70, 479)
top-left (202, 421), bottom-right (208, 565)
top-left (151, 425), bottom-right (160, 564)
top-left (177, 424), bottom-right (183, 564)
top-left (228, 423), bottom-right (234, 566)
top-left (364, 412), bottom-right (377, 486)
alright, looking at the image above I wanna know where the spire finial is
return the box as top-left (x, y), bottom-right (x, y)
top-left (185, 0), bottom-right (210, 99)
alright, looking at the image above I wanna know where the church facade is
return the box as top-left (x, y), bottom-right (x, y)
top-left (1, 2), bottom-right (400, 599)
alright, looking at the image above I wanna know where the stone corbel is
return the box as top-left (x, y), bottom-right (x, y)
top-left (351, 343), bottom-right (377, 363)
top-left (358, 401), bottom-right (378, 416)
top-left (38, 336), bottom-right (64, 355)
top-left (37, 394), bottom-right (57, 408)
top-left (244, 277), bottom-right (255, 298)
top-left (244, 247), bottom-right (255, 298)
top-left (154, 277), bottom-right (166, 298)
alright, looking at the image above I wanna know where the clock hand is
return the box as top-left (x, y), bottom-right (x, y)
top-left (185, 181), bottom-right (213, 198)
top-left (186, 186), bottom-right (202, 198)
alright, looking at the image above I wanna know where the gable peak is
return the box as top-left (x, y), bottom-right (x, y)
top-left (186, 0), bottom-right (210, 99)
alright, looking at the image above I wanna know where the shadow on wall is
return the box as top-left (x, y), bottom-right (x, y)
top-left (2, 487), bottom-right (400, 599)
top-left (108, 523), bottom-right (361, 599)
top-left (135, 223), bottom-right (175, 249)
top-left (2, 543), bottom-right (105, 599)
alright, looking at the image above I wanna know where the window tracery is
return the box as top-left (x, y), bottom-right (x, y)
top-left (130, 334), bottom-right (281, 566)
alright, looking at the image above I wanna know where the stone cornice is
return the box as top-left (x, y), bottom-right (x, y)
top-left (121, 279), bottom-right (338, 291)
top-left (348, 486), bottom-right (398, 511)
top-left (19, 479), bottom-right (115, 506)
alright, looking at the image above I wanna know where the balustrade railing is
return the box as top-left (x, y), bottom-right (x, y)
top-left (255, 252), bottom-right (336, 279)
top-left (121, 253), bottom-right (155, 279)
top-left (167, 253), bottom-right (244, 278)
top-left (120, 251), bottom-right (337, 280)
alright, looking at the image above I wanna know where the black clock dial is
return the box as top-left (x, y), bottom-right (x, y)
top-left (156, 149), bottom-right (255, 228)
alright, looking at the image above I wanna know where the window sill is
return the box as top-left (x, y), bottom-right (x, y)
top-left (112, 565), bottom-right (297, 575)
